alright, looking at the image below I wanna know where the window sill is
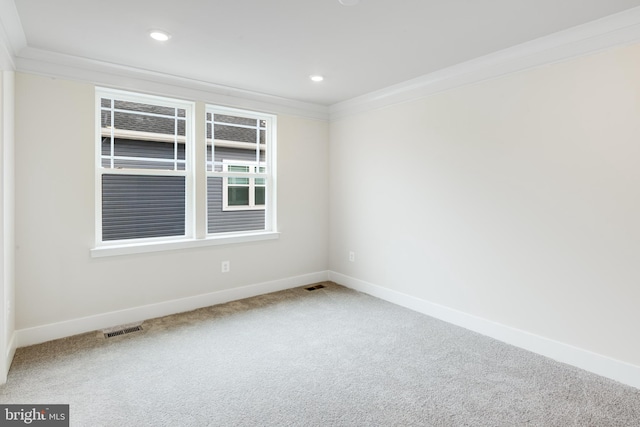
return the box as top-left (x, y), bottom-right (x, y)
top-left (90, 231), bottom-right (280, 258)
top-left (222, 206), bottom-right (266, 212)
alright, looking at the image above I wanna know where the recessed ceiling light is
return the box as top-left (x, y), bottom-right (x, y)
top-left (149, 30), bottom-right (171, 42)
top-left (339, 0), bottom-right (360, 5)
top-left (310, 75), bottom-right (324, 82)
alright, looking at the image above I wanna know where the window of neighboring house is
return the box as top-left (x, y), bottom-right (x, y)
top-left (96, 88), bottom-right (193, 244)
top-left (206, 107), bottom-right (275, 234)
top-left (94, 88), bottom-right (277, 255)
top-left (222, 162), bottom-right (266, 210)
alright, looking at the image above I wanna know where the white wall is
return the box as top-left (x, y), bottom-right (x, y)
top-left (11, 32), bottom-right (640, 389)
top-left (0, 70), bottom-right (16, 384)
top-left (14, 73), bottom-right (329, 340)
top-left (330, 43), bottom-right (640, 373)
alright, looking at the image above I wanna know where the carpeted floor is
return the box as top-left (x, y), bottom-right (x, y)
top-left (1, 282), bottom-right (639, 426)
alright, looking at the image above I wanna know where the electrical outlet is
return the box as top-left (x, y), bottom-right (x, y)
top-left (349, 251), bottom-right (355, 262)
top-left (221, 261), bottom-right (230, 273)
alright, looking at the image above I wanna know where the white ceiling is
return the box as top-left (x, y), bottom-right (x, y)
top-left (9, 0), bottom-right (640, 106)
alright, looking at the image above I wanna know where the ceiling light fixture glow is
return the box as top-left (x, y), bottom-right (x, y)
top-left (149, 30), bottom-right (171, 42)
top-left (310, 75), bottom-right (324, 82)
top-left (338, 0), bottom-right (360, 5)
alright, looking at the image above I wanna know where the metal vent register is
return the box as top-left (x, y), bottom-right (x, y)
top-left (103, 324), bottom-right (143, 339)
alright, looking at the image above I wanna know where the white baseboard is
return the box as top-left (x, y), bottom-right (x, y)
top-left (6, 331), bottom-right (15, 372)
top-left (16, 271), bottom-right (329, 348)
top-left (1, 332), bottom-right (16, 385)
top-left (329, 271), bottom-right (640, 390)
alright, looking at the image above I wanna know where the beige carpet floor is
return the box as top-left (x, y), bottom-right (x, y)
top-left (1, 282), bottom-right (639, 426)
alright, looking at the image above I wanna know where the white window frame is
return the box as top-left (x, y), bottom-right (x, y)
top-left (206, 105), bottom-right (276, 236)
top-left (92, 89), bottom-right (279, 257)
top-left (94, 88), bottom-right (195, 247)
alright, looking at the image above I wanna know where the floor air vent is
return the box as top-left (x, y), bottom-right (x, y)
top-left (305, 284), bottom-right (326, 291)
top-left (104, 325), bottom-right (143, 339)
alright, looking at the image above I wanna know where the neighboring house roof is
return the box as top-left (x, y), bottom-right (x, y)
top-left (100, 98), bottom-right (264, 148)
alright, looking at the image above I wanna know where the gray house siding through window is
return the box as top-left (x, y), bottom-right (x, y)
top-left (101, 139), bottom-right (265, 239)
top-left (101, 138), bottom-right (186, 170)
top-left (208, 146), bottom-right (265, 234)
top-left (102, 174), bottom-right (186, 241)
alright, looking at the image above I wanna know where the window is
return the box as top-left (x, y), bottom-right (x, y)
top-left (97, 89), bottom-right (193, 243)
top-left (94, 88), bottom-right (277, 254)
top-left (206, 107), bottom-right (275, 235)
top-left (222, 162), bottom-right (266, 210)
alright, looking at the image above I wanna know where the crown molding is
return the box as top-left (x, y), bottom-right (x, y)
top-left (0, 35), bottom-right (13, 71)
top-left (1, 0), bottom-right (326, 118)
top-left (15, 47), bottom-right (329, 121)
top-left (6, 2), bottom-right (640, 121)
top-left (330, 6), bottom-right (640, 120)
top-left (0, 0), bottom-right (26, 70)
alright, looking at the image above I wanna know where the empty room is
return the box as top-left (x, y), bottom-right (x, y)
top-left (1, 0), bottom-right (640, 425)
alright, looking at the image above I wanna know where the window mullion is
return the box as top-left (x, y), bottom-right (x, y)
top-left (100, 168), bottom-right (187, 177)
top-left (109, 99), bottom-right (115, 169)
top-left (174, 107), bottom-right (178, 171)
top-left (249, 177), bottom-right (255, 207)
top-left (255, 124), bottom-right (260, 165)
